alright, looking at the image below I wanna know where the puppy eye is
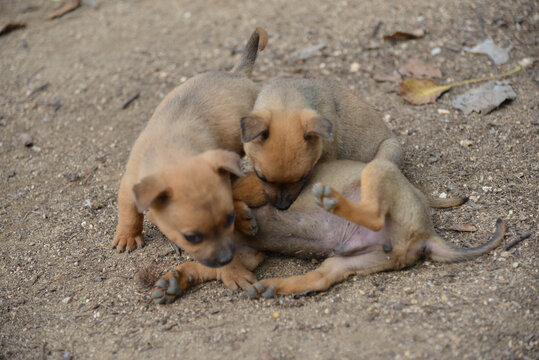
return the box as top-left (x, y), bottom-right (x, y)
top-left (183, 232), bottom-right (203, 244)
top-left (255, 171), bottom-right (269, 183)
top-left (225, 211), bottom-right (235, 227)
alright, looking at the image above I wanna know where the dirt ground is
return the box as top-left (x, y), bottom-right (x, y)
top-left (0, 0), bottom-right (537, 359)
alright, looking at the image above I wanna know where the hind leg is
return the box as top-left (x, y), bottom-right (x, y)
top-left (312, 160), bottom-right (396, 232)
top-left (248, 251), bottom-right (398, 298)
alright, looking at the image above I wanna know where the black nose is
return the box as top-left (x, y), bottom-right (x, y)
top-left (217, 243), bottom-right (236, 266)
top-left (272, 189), bottom-right (293, 210)
top-left (202, 242), bottom-right (236, 268)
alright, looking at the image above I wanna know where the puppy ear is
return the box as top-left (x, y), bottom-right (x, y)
top-left (241, 114), bottom-right (268, 142)
top-left (200, 150), bottom-right (244, 177)
top-left (303, 114), bottom-right (333, 139)
top-left (133, 175), bottom-right (171, 213)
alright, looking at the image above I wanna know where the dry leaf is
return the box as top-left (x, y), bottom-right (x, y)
top-left (447, 223), bottom-right (478, 232)
top-left (464, 39), bottom-right (512, 65)
top-left (373, 72), bottom-right (402, 83)
top-left (0, 22), bottom-right (26, 36)
top-left (398, 78), bottom-right (451, 105)
top-left (47, 0), bottom-right (81, 20)
top-left (452, 80), bottom-right (516, 115)
top-left (383, 28), bottom-right (425, 42)
top-left (398, 58), bottom-right (441, 78)
top-left (398, 66), bottom-right (521, 105)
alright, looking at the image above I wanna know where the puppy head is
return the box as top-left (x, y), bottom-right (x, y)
top-left (241, 108), bottom-right (333, 210)
top-left (133, 150), bottom-right (243, 267)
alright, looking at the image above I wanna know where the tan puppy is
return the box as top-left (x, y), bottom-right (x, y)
top-left (113, 27), bottom-right (268, 281)
top-left (149, 159), bottom-right (505, 303)
top-left (239, 78), bottom-right (402, 210)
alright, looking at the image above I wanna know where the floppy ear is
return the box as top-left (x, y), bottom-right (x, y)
top-left (241, 114), bottom-right (268, 142)
top-left (200, 150), bottom-right (243, 177)
top-left (302, 111), bottom-right (333, 139)
top-left (133, 175), bottom-right (170, 213)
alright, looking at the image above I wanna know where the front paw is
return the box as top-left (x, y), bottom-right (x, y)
top-left (312, 183), bottom-right (338, 212)
top-left (112, 232), bottom-right (144, 252)
top-left (234, 202), bottom-right (258, 236)
top-left (150, 270), bottom-right (195, 305)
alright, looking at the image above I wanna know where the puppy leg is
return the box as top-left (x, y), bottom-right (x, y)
top-left (112, 179), bottom-right (144, 252)
top-left (232, 172), bottom-right (267, 207)
top-left (233, 172), bottom-right (268, 235)
top-left (234, 200), bottom-right (258, 236)
top-left (313, 184), bottom-right (387, 232)
top-left (249, 251), bottom-right (395, 297)
top-left (151, 251), bottom-right (262, 304)
top-left (374, 137), bottom-right (402, 167)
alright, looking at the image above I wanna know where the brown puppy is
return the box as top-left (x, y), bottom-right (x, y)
top-left (113, 27), bottom-right (267, 281)
top-left (149, 159), bottom-right (505, 303)
top-left (239, 78), bottom-right (402, 210)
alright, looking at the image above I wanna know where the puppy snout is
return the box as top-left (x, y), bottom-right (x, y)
top-left (201, 241), bottom-right (236, 268)
top-left (273, 189), bottom-right (293, 210)
top-left (217, 242), bottom-right (236, 266)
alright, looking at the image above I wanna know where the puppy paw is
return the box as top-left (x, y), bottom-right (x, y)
top-left (247, 282), bottom-right (276, 299)
top-left (218, 264), bottom-right (257, 291)
top-left (312, 183), bottom-right (339, 212)
top-left (112, 233), bottom-right (144, 253)
top-left (247, 281), bottom-right (317, 299)
top-left (150, 270), bottom-right (195, 305)
top-left (234, 202), bottom-right (258, 236)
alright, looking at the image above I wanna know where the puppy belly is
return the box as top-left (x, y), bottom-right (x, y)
top-left (249, 188), bottom-right (384, 258)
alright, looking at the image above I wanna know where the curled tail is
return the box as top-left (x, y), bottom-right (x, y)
top-left (429, 197), bottom-right (469, 209)
top-left (232, 27), bottom-right (268, 77)
top-left (427, 218), bottom-right (506, 262)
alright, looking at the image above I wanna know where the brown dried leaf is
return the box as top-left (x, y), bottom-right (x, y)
top-left (398, 66), bottom-right (521, 105)
top-left (446, 223), bottom-right (478, 232)
top-left (383, 28), bottom-right (425, 42)
top-left (398, 78), bottom-right (451, 105)
top-left (398, 58), bottom-right (442, 78)
top-left (0, 22), bottom-right (26, 36)
top-left (373, 72), bottom-right (402, 83)
top-left (47, 0), bottom-right (81, 20)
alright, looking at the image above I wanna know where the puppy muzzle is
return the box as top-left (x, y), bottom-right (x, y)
top-left (201, 242), bottom-right (236, 268)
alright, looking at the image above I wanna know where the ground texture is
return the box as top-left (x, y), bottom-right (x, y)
top-left (0, 0), bottom-right (537, 359)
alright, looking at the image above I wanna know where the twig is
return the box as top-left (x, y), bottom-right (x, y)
top-left (474, 10), bottom-right (487, 40)
top-left (121, 91), bottom-right (140, 109)
top-left (504, 232), bottom-right (531, 250)
top-left (371, 21), bottom-right (382, 38)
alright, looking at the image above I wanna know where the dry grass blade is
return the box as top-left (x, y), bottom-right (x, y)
top-left (446, 223), bottom-right (478, 232)
top-left (47, 0), bottom-right (81, 20)
top-left (398, 66), bottom-right (521, 105)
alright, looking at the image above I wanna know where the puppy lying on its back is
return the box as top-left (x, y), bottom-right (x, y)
top-left (238, 78), bottom-right (402, 210)
top-left (113, 28), bottom-right (268, 290)
top-left (150, 158), bottom-right (505, 303)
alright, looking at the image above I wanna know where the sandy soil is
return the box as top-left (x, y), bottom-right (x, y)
top-left (0, 0), bottom-right (537, 359)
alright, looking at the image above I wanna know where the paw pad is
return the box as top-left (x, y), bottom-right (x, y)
top-left (151, 276), bottom-right (183, 305)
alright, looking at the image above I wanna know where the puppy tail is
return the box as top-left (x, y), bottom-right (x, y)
top-left (428, 197), bottom-right (469, 209)
top-left (426, 218), bottom-right (506, 262)
top-left (232, 27), bottom-right (268, 77)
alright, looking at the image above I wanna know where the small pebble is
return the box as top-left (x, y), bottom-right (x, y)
top-left (512, 262), bottom-right (518, 268)
top-left (349, 62), bottom-right (360, 72)
top-left (439, 192), bottom-right (447, 199)
top-left (431, 47), bottom-right (442, 55)
top-left (437, 108), bottom-right (450, 114)
top-left (459, 139), bottom-right (473, 147)
top-left (19, 133), bottom-right (33, 147)
top-left (62, 296), bottom-right (72, 304)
